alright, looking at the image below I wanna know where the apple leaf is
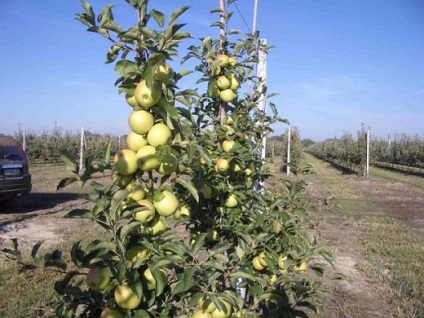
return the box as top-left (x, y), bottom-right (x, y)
top-left (175, 178), bottom-right (199, 202)
top-left (168, 6), bottom-right (190, 26)
top-left (31, 241), bottom-right (44, 259)
top-left (115, 60), bottom-right (138, 76)
top-left (150, 9), bottom-right (165, 28)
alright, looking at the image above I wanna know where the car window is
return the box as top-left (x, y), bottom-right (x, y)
top-left (0, 137), bottom-right (25, 160)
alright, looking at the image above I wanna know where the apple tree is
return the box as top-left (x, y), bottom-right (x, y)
top-left (1, 1), bottom-right (344, 317)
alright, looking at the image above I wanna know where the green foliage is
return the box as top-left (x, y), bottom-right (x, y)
top-left (1, 1), bottom-right (343, 317)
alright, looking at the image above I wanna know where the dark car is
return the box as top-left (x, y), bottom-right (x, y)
top-left (0, 134), bottom-right (32, 202)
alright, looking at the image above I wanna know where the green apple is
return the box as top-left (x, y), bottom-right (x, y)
top-left (278, 255), bottom-right (288, 269)
top-left (222, 140), bottom-right (235, 153)
top-left (293, 260), bottom-right (308, 272)
top-left (125, 94), bottom-right (138, 108)
top-left (216, 75), bottom-right (231, 90)
top-left (114, 149), bottom-right (138, 176)
top-left (100, 308), bottom-right (124, 318)
top-left (124, 246), bottom-right (149, 262)
top-left (114, 283), bottom-right (142, 310)
top-left (222, 124), bottom-right (235, 136)
top-left (228, 56), bottom-right (238, 67)
top-left (216, 54), bottom-right (230, 67)
top-left (244, 168), bottom-right (253, 176)
top-left (154, 190), bottom-right (179, 217)
top-left (86, 266), bottom-right (112, 291)
top-left (134, 79), bottom-right (162, 108)
top-left (219, 89), bottom-right (236, 102)
top-left (147, 123), bottom-right (172, 147)
top-left (136, 145), bottom-right (160, 171)
top-left (154, 61), bottom-right (173, 85)
top-left (207, 80), bottom-right (220, 98)
top-left (252, 256), bottom-right (265, 271)
top-left (224, 194), bottom-right (238, 208)
top-left (215, 158), bottom-right (229, 172)
top-left (210, 299), bottom-right (232, 318)
top-left (126, 131), bottom-right (148, 152)
top-left (134, 199), bottom-right (156, 223)
top-left (193, 310), bottom-right (213, 318)
top-left (229, 73), bottom-right (239, 90)
top-left (126, 182), bottom-right (146, 201)
top-left (258, 251), bottom-right (268, 267)
top-left (112, 172), bottom-right (133, 188)
top-left (148, 216), bottom-right (167, 235)
top-left (128, 110), bottom-right (154, 135)
top-left (173, 205), bottom-right (191, 220)
top-left (157, 153), bottom-right (178, 175)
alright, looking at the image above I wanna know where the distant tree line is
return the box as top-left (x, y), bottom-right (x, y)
top-left (13, 125), bottom-right (121, 164)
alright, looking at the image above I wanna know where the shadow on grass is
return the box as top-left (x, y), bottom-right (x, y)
top-left (0, 192), bottom-right (89, 215)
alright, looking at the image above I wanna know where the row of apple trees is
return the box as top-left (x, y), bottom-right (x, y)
top-left (1, 1), bottom-right (343, 317)
top-left (306, 128), bottom-right (368, 176)
top-left (371, 133), bottom-right (424, 171)
top-left (13, 126), bottom-right (121, 164)
top-left (266, 127), bottom-right (304, 167)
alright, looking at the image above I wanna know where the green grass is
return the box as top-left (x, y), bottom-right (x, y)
top-left (370, 165), bottom-right (424, 190)
top-left (305, 153), bottom-right (424, 317)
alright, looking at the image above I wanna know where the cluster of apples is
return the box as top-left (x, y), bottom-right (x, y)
top-left (207, 53), bottom-right (240, 102)
top-left (252, 251), bottom-right (308, 275)
top-left (112, 60), bottom-right (189, 232)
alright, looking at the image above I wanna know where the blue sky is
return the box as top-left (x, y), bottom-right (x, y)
top-left (1, 0), bottom-right (423, 141)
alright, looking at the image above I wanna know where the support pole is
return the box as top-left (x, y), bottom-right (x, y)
top-left (80, 127), bottom-right (85, 173)
top-left (366, 129), bottom-right (370, 177)
top-left (287, 126), bottom-right (291, 175)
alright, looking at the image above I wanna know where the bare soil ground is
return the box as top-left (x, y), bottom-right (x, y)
top-left (1, 162), bottom-right (424, 317)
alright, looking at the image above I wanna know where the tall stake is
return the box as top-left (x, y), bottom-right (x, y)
top-left (366, 129), bottom-right (370, 177)
top-left (80, 127), bottom-right (85, 174)
top-left (218, 0), bottom-right (226, 125)
top-left (287, 126), bottom-right (291, 175)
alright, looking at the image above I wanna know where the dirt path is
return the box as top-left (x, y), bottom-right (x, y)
top-left (304, 154), bottom-right (424, 317)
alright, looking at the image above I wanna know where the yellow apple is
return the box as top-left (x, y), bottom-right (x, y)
top-left (114, 149), bottom-right (138, 176)
top-left (216, 54), bottom-right (230, 67)
top-left (207, 80), bottom-right (220, 98)
top-left (252, 256), bottom-right (265, 271)
top-left (134, 199), bottom-right (156, 223)
top-left (258, 251), bottom-right (268, 267)
top-left (157, 153), bottom-right (178, 175)
top-left (128, 110), bottom-right (154, 135)
top-left (219, 89), bottom-right (236, 102)
top-left (86, 266), bottom-right (111, 291)
top-left (126, 131), bottom-right (148, 152)
top-left (147, 123), bottom-right (172, 147)
top-left (126, 183), bottom-right (146, 201)
top-left (229, 73), bottom-right (239, 90)
top-left (136, 145), bottom-right (160, 171)
top-left (154, 190), bottom-right (179, 216)
top-left (124, 246), bottom-right (149, 262)
top-left (215, 158), bottom-right (229, 172)
top-left (244, 168), bottom-right (253, 176)
top-left (210, 299), bottom-right (232, 318)
top-left (100, 308), bottom-right (124, 318)
top-left (112, 172), bottom-right (133, 188)
top-left (193, 310), bottom-right (213, 318)
top-left (173, 205), bottom-right (191, 219)
top-left (293, 260), bottom-right (308, 272)
top-left (228, 56), bottom-right (238, 67)
top-left (222, 140), bottom-right (235, 153)
top-left (206, 229), bottom-right (219, 242)
top-left (232, 162), bottom-right (242, 173)
top-left (114, 283), bottom-right (142, 310)
top-left (125, 94), bottom-right (138, 108)
top-left (222, 124), bottom-right (235, 136)
top-left (148, 216), bottom-right (167, 235)
top-left (216, 75), bottom-right (231, 90)
top-left (134, 79), bottom-right (162, 108)
top-left (154, 61), bottom-right (173, 85)
top-left (278, 255), bottom-right (288, 269)
top-left (211, 65), bottom-right (221, 76)
top-left (143, 267), bottom-right (167, 289)
top-left (224, 194), bottom-right (238, 208)
top-left (200, 297), bottom-right (217, 313)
